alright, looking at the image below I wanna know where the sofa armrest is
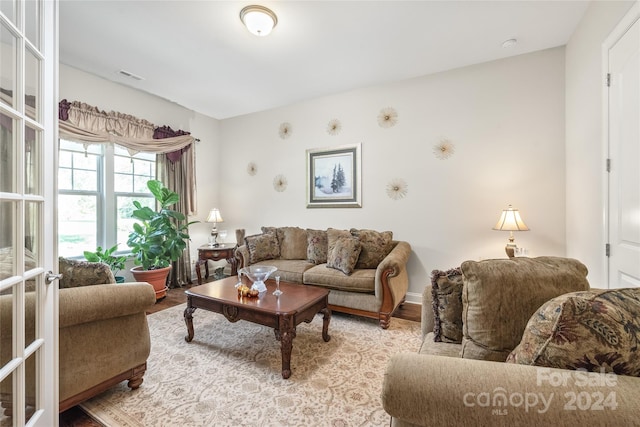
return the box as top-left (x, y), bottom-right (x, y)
top-left (422, 283), bottom-right (434, 338)
top-left (383, 353), bottom-right (638, 426)
top-left (59, 282), bottom-right (155, 329)
top-left (375, 241), bottom-right (411, 313)
top-left (236, 245), bottom-right (250, 269)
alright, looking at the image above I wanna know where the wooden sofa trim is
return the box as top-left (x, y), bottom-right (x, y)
top-left (59, 362), bottom-right (147, 412)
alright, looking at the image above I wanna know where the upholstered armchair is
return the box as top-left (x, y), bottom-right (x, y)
top-left (0, 257), bottom-right (156, 413)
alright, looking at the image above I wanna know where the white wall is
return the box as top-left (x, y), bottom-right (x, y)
top-left (59, 64), bottom-right (221, 279)
top-left (565, 1), bottom-right (635, 287)
top-left (219, 48), bottom-right (567, 302)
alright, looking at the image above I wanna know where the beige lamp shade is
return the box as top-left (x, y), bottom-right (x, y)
top-left (493, 205), bottom-right (529, 258)
top-left (493, 205), bottom-right (529, 231)
top-left (206, 209), bottom-right (224, 224)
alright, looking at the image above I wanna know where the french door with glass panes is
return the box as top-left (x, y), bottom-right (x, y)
top-left (0, 1), bottom-right (58, 426)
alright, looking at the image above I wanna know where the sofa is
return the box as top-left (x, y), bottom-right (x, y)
top-left (235, 226), bottom-right (411, 328)
top-left (0, 257), bottom-right (156, 413)
top-left (382, 256), bottom-right (640, 426)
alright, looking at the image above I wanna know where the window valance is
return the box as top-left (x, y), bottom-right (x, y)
top-left (58, 99), bottom-right (195, 155)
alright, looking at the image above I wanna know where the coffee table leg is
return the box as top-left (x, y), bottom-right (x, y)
top-left (321, 308), bottom-right (331, 342)
top-left (275, 314), bottom-right (296, 379)
top-left (184, 299), bottom-right (196, 342)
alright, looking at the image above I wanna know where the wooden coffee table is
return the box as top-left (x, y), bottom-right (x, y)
top-left (184, 276), bottom-right (331, 379)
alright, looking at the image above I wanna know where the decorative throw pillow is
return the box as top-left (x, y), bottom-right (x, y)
top-left (350, 228), bottom-right (394, 269)
top-left (306, 229), bottom-right (328, 264)
top-left (506, 288), bottom-right (640, 377)
top-left (275, 227), bottom-right (308, 260)
top-left (431, 268), bottom-right (463, 343)
top-left (327, 228), bottom-right (351, 256)
top-left (326, 236), bottom-right (362, 275)
top-left (58, 257), bottom-right (115, 289)
top-left (244, 232), bottom-right (280, 264)
top-left (460, 256), bottom-right (590, 362)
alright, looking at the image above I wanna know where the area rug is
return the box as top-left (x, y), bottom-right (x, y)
top-left (80, 303), bottom-right (421, 426)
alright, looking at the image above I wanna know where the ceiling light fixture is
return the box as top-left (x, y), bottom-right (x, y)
top-left (240, 5), bottom-right (278, 37)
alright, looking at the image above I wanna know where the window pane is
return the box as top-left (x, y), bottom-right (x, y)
top-left (24, 47), bottom-right (40, 121)
top-left (0, 22), bottom-right (16, 109)
top-left (117, 196), bottom-right (153, 248)
top-left (72, 151), bottom-right (97, 171)
top-left (114, 173), bottom-right (133, 193)
top-left (58, 169), bottom-right (72, 190)
top-left (58, 194), bottom-right (97, 258)
top-left (114, 155), bottom-right (132, 174)
top-left (73, 169), bottom-right (98, 191)
top-left (0, 113), bottom-right (15, 193)
top-left (24, 201), bottom-right (40, 258)
top-left (25, 125), bottom-right (41, 195)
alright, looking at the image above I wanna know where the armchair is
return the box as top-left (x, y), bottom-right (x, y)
top-left (0, 257), bottom-right (156, 414)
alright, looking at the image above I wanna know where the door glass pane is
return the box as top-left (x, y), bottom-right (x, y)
top-left (0, 113), bottom-right (14, 193)
top-left (25, 352), bottom-right (36, 423)
top-left (0, 0), bottom-right (15, 25)
top-left (0, 201), bottom-right (15, 269)
top-left (24, 201), bottom-right (40, 261)
top-left (0, 371), bottom-right (14, 424)
top-left (0, 22), bottom-right (17, 109)
top-left (58, 194), bottom-right (97, 258)
top-left (25, 125), bottom-right (41, 195)
top-left (24, 0), bottom-right (40, 50)
top-left (24, 48), bottom-right (40, 122)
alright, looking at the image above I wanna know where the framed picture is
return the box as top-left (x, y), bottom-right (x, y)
top-left (306, 144), bottom-right (362, 208)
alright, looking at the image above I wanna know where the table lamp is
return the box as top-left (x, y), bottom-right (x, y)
top-left (206, 208), bottom-right (224, 247)
top-left (492, 204), bottom-right (529, 258)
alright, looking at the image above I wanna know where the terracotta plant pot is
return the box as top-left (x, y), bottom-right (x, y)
top-left (130, 265), bottom-right (171, 300)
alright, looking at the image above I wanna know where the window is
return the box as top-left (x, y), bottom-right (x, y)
top-left (58, 140), bottom-right (156, 257)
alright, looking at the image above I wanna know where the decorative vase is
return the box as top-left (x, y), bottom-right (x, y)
top-left (130, 265), bottom-right (171, 300)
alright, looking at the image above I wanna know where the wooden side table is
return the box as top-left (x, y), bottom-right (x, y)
top-left (195, 244), bottom-right (238, 285)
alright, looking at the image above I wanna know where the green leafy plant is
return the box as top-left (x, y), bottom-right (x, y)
top-left (83, 244), bottom-right (128, 276)
top-left (126, 179), bottom-right (197, 271)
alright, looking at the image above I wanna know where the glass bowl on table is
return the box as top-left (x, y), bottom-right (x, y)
top-left (238, 265), bottom-right (277, 293)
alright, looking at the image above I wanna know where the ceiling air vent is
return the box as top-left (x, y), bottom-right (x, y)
top-left (118, 69), bottom-right (145, 81)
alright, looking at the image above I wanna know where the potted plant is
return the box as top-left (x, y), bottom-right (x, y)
top-left (127, 179), bottom-right (196, 300)
top-left (83, 244), bottom-right (128, 283)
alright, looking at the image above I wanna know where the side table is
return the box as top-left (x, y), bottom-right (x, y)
top-left (195, 244), bottom-right (238, 285)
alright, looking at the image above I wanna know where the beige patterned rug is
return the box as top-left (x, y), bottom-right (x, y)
top-left (80, 303), bottom-right (421, 426)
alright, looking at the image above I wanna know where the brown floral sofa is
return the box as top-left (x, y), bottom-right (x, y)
top-left (382, 257), bottom-right (640, 426)
top-left (235, 226), bottom-right (411, 328)
top-left (0, 256), bottom-right (156, 413)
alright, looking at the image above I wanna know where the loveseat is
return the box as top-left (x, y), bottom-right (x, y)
top-left (236, 226), bottom-right (411, 328)
top-left (0, 257), bottom-right (156, 413)
top-left (382, 256), bottom-right (640, 426)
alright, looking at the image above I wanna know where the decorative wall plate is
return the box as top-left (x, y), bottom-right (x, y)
top-left (273, 174), bottom-right (288, 192)
top-left (279, 122), bottom-right (292, 139)
top-left (247, 162), bottom-right (257, 176)
top-left (433, 138), bottom-right (455, 160)
top-left (386, 178), bottom-right (408, 200)
top-left (378, 107), bottom-right (398, 128)
top-left (327, 119), bottom-right (342, 135)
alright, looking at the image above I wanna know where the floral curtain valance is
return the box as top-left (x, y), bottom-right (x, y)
top-left (58, 99), bottom-right (195, 157)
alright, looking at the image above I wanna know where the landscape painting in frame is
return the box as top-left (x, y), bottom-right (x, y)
top-left (306, 144), bottom-right (361, 208)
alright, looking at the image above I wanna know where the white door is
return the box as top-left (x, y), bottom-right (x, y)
top-left (0, 0), bottom-right (58, 426)
top-left (607, 6), bottom-right (640, 288)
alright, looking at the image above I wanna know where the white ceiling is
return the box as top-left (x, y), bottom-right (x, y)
top-left (59, 1), bottom-right (589, 120)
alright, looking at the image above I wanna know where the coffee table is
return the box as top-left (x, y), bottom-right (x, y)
top-left (184, 276), bottom-right (331, 379)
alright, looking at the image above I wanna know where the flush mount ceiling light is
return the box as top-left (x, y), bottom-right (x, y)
top-left (240, 5), bottom-right (278, 37)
